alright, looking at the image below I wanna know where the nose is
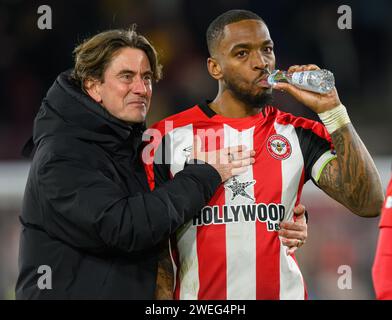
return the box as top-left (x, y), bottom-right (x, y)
top-left (132, 76), bottom-right (148, 96)
top-left (252, 51), bottom-right (268, 71)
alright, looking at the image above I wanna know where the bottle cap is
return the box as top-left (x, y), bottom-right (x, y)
top-left (267, 70), bottom-right (280, 86)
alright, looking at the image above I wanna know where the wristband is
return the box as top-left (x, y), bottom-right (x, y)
top-left (318, 104), bottom-right (351, 134)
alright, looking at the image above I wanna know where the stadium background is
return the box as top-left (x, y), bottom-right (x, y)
top-left (0, 0), bottom-right (391, 299)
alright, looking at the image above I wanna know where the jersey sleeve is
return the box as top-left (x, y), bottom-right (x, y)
top-left (294, 120), bottom-right (336, 184)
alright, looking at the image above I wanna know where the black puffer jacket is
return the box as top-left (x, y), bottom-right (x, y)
top-left (15, 71), bottom-right (221, 299)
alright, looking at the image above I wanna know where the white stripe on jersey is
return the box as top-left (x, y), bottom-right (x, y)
top-left (168, 124), bottom-right (194, 176)
top-left (274, 122), bottom-right (305, 300)
top-left (168, 125), bottom-right (200, 299)
top-left (176, 221), bottom-right (199, 300)
top-left (223, 125), bottom-right (257, 300)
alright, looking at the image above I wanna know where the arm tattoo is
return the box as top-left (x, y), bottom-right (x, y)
top-left (155, 244), bottom-right (174, 300)
top-left (318, 124), bottom-right (383, 217)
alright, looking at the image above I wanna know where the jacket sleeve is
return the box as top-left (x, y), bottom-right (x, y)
top-left (37, 154), bottom-right (221, 255)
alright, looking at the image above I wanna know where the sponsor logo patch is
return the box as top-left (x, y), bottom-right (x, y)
top-left (193, 203), bottom-right (285, 231)
top-left (224, 176), bottom-right (256, 202)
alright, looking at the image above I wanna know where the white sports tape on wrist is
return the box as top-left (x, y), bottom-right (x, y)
top-left (318, 104), bottom-right (351, 134)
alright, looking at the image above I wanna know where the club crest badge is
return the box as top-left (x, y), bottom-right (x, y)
top-left (267, 134), bottom-right (292, 160)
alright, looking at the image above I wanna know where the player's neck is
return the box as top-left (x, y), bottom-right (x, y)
top-left (209, 91), bottom-right (262, 118)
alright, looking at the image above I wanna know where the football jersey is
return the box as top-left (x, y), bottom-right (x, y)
top-left (373, 175), bottom-right (392, 299)
top-left (144, 103), bottom-right (336, 300)
top-left (380, 176), bottom-right (392, 228)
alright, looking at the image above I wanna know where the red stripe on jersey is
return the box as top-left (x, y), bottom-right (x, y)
top-left (196, 124), bottom-right (227, 299)
top-left (144, 162), bottom-right (155, 191)
top-left (196, 210), bottom-right (227, 299)
top-left (143, 121), bottom-right (167, 191)
top-left (253, 118), bottom-right (281, 299)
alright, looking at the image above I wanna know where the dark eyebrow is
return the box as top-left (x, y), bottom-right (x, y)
top-left (117, 69), bottom-right (136, 76)
top-left (117, 69), bottom-right (153, 77)
top-left (230, 39), bottom-right (274, 53)
top-left (143, 70), bottom-right (154, 77)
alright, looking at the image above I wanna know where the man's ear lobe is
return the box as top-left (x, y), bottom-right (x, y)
top-left (207, 57), bottom-right (222, 80)
top-left (84, 79), bottom-right (102, 103)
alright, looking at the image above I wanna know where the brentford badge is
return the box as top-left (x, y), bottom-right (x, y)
top-left (267, 134), bottom-right (292, 160)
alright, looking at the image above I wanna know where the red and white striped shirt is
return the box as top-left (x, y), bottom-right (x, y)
top-left (145, 103), bottom-right (335, 300)
top-left (373, 175), bottom-right (392, 299)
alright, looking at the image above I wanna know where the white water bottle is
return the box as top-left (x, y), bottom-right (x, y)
top-left (267, 69), bottom-right (335, 94)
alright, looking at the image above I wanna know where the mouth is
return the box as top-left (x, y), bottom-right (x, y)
top-left (126, 100), bottom-right (147, 108)
top-left (255, 72), bottom-right (272, 88)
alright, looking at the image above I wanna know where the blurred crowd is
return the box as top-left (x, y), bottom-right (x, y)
top-left (1, 0), bottom-right (391, 159)
top-left (0, 0), bottom-right (391, 299)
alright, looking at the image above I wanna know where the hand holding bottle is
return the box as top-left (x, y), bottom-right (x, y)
top-left (270, 64), bottom-right (341, 113)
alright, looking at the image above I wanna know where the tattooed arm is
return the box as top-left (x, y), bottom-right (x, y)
top-left (274, 64), bottom-right (384, 217)
top-left (155, 243), bottom-right (174, 300)
top-left (318, 124), bottom-right (383, 217)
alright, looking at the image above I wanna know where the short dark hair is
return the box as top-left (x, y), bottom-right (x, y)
top-left (71, 25), bottom-right (162, 91)
top-left (206, 9), bottom-right (265, 56)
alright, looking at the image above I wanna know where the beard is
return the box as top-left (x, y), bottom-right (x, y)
top-left (225, 78), bottom-right (273, 109)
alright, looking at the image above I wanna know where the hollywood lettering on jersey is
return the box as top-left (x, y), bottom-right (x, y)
top-left (193, 203), bottom-right (285, 231)
top-left (142, 121), bottom-right (234, 165)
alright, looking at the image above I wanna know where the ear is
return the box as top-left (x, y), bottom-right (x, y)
top-left (207, 57), bottom-right (223, 80)
top-left (84, 78), bottom-right (103, 103)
